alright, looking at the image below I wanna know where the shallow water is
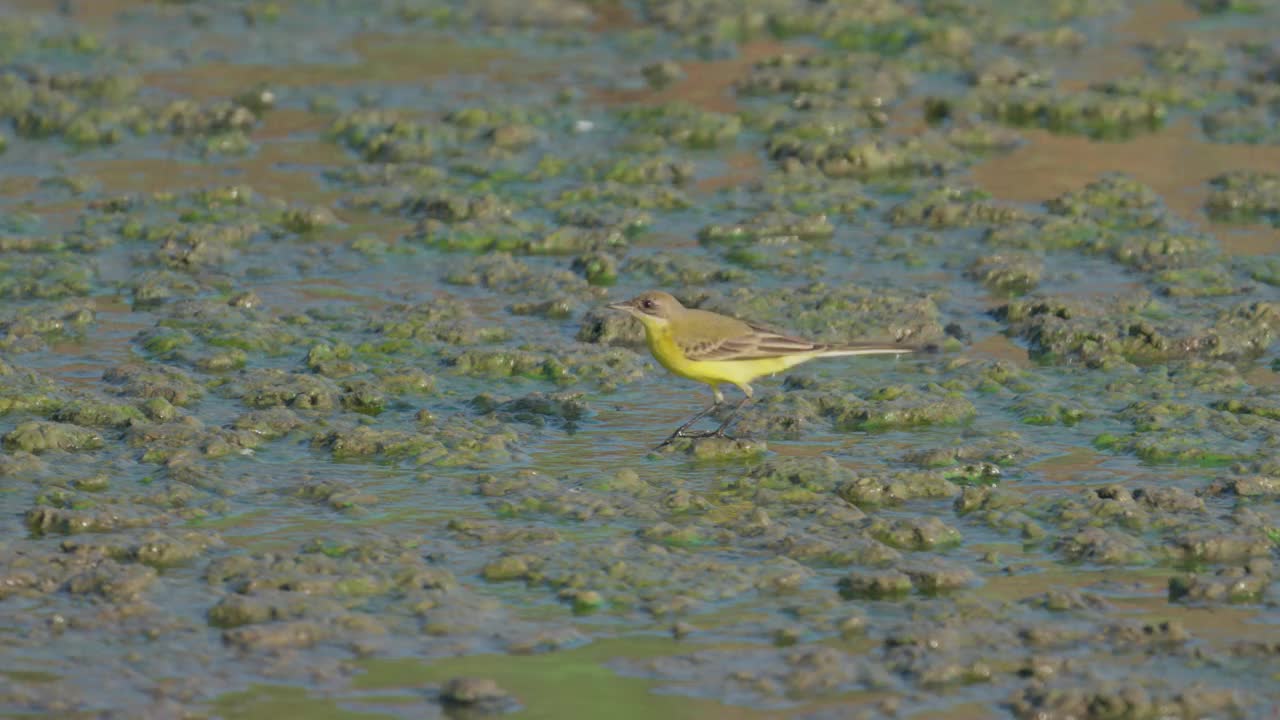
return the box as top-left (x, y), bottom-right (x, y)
top-left (0, 0), bottom-right (1278, 718)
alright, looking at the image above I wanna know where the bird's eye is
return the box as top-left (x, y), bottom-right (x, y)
top-left (641, 299), bottom-right (655, 309)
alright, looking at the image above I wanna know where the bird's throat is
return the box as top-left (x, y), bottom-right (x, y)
top-left (642, 321), bottom-right (684, 374)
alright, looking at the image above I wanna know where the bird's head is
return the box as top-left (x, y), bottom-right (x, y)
top-left (607, 291), bottom-right (683, 326)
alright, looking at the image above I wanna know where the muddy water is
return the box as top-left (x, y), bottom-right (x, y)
top-left (0, 1), bottom-right (1278, 718)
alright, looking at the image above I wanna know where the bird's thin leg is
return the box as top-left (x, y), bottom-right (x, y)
top-left (662, 402), bottom-right (720, 440)
top-left (662, 387), bottom-right (753, 446)
top-left (709, 395), bottom-right (751, 438)
top-left (656, 388), bottom-right (723, 448)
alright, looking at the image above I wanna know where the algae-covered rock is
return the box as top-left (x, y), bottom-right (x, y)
top-left (370, 298), bottom-right (509, 347)
top-left (868, 517), bottom-right (962, 551)
top-left (1169, 567), bottom-right (1268, 604)
top-left (315, 426), bottom-right (434, 459)
top-left (340, 380), bottom-right (386, 416)
top-left (822, 387), bottom-right (976, 432)
top-left (837, 471), bottom-right (960, 506)
top-left (235, 369), bottom-right (338, 410)
top-left (618, 103), bottom-right (741, 149)
top-left (709, 284), bottom-right (945, 347)
top-left (1206, 170), bottom-right (1280, 225)
top-left (901, 561), bottom-right (976, 594)
top-left (838, 570), bottom-right (913, 599)
top-left (1044, 174), bottom-right (1163, 228)
top-left (766, 130), bottom-right (964, 178)
top-left (103, 364), bottom-right (204, 406)
top-left (476, 391), bottom-right (589, 427)
top-left (576, 309), bottom-right (647, 345)
top-left (1055, 527), bottom-right (1150, 565)
top-left (949, 84), bottom-right (1167, 140)
top-left (443, 253), bottom-right (590, 295)
top-left (222, 621), bottom-right (328, 651)
top-left (1010, 680), bottom-right (1244, 720)
top-left (51, 399), bottom-right (144, 428)
top-left (1204, 475), bottom-right (1280, 497)
top-left (571, 252), bottom-right (618, 286)
top-left (652, 435), bottom-right (767, 460)
top-left (746, 456), bottom-right (855, 493)
top-left (208, 591), bottom-right (345, 628)
top-left (642, 60), bottom-right (684, 89)
top-left (439, 676), bottom-right (517, 713)
top-left (998, 295), bottom-right (1279, 366)
top-left (482, 555), bottom-right (535, 582)
top-left (124, 531), bottom-right (220, 568)
top-left (0, 386), bottom-right (59, 416)
top-left (3, 420), bottom-right (103, 453)
top-left (230, 407), bottom-right (303, 439)
top-left (64, 562), bottom-right (157, 601)
top-left (966, 254), bottom-right (1042, 294)
top-left (1167, 531), bottom-right (1273, 563)
top-left (622, 252), bottom-right (748, 287)
top-left (888, 186), bottom-right (1026, 229)
top-left (280, 204), bottom-right (338, 234)
top-left (698, 212), bottom-right (834, 246)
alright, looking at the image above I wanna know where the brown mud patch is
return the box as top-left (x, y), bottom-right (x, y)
top-left (1025, 448), bottom-right (1117, 486)
top-left (967, 334), bottom-right (1032, 369)
top-left (1061, 0), bottom-right (1199, 90)
top-left (977, 0), bottom-right (1280, 254)
top-left (696, 151), bottom-right (765, 193)
top-left (971, 121), bottom-right (1280, 254)
top-left (7, 0), bottom-right (148, 24)
top-left (593, 40), bottom-right (815, 114)
top-left (78, 145), bottom-right (333, 201)
top-left (589, 0), bottom-right (638, 33)
top-left (144, 34), bottom-right (533, 101)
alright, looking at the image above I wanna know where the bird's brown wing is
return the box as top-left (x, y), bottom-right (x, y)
top-left (679, 324), bottom-right (824, 361)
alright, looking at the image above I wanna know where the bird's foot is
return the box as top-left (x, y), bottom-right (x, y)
top-left (655, 427), bottom-right (733, 449)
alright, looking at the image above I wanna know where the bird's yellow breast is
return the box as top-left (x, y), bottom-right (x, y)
top-left (644, 321), bottom-right (792, 390)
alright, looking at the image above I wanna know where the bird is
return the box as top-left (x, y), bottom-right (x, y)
top-left (607, 290), bottom-right (918, 446)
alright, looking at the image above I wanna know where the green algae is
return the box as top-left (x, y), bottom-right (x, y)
top-left (342, 637), bottom-right (758, 720)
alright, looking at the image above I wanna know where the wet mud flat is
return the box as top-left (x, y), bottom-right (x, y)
top-left (0, 0), bottom-right (1278, 718)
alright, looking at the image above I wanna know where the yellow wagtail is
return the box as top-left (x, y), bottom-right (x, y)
top-left (608, 291), bottom-right (917, 445)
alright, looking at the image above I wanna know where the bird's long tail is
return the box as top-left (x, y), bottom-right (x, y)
top-left (815, 342), bottom-right (918, 358)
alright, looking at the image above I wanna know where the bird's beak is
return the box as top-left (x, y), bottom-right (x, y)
top-left (607, 300), bottom-right (632, 311)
